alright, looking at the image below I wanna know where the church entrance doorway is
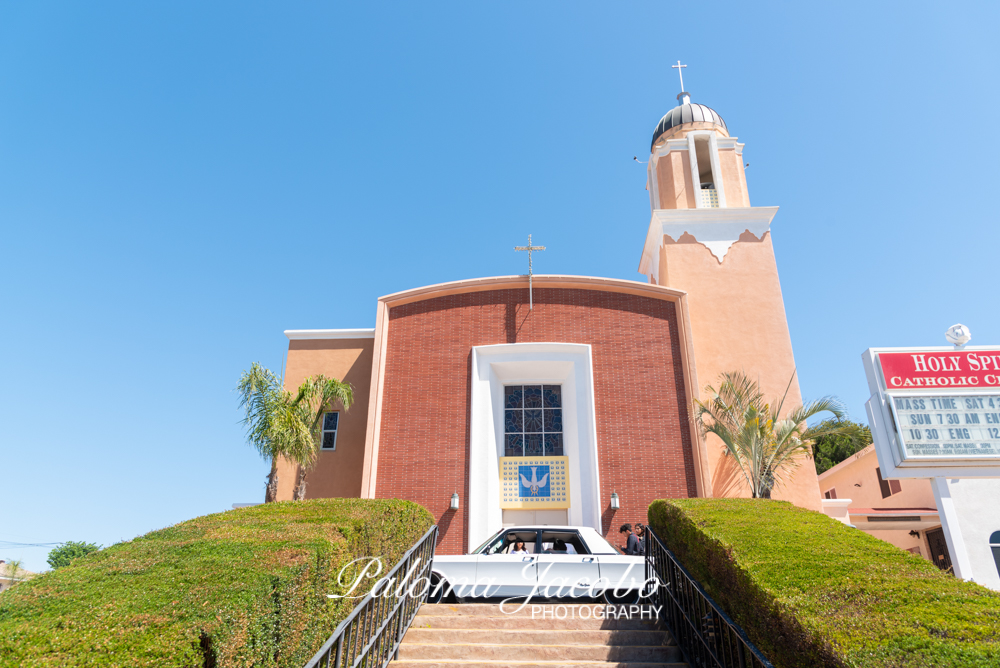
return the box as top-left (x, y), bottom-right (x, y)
top-left (502, 509), bottom-right (568, 527)
top-left (468, 343), bottom-right (603, 552)
top-left (926, 527), bottom-right (953, 573)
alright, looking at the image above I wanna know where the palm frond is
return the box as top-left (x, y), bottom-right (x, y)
top-left (236, 366), bottom-right (354, 474)
top-left (695, 370), bottom-right (846, 498)
top-left (236, 363), bottom-right (285, 460)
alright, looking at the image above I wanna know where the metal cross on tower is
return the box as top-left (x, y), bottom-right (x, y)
top-left (672, 60), bottom-right (687, 92)
top-left (514, 234), bottom-right (545, 310)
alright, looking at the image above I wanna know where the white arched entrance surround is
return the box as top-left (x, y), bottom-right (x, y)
top-left (468, 343), bottom-right (601, 551)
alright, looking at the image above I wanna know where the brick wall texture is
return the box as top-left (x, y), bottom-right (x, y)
top-left (375, 287), bottom-right (697, 554)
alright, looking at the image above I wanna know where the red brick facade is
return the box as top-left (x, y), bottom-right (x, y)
top-left (375, 287), bottom-right (697, 554)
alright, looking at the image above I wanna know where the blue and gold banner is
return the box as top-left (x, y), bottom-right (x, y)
top-left (499, 456), bottom-right (570, 509)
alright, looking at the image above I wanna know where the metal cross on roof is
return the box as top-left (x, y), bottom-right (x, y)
top-left (672, 60), bottom-right (687, 92)
top-left (514, 234), bottom-right (545, 310)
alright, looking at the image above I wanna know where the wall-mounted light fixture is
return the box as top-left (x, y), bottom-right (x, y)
top-left (450, 492), bottom-right (460, 510)
top-left (610, 492), bottom-right (620, 510)
top-left (909, 530), bottom-right (921, 538)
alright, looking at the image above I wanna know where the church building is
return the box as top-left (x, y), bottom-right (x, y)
top-left (275, 88), bottom-right (823, 555)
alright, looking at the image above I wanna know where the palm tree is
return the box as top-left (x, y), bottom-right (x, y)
top-left (289, 374), bottom-right (354, 500)
top-left (694, 371), bottom-right (862, 499)
top-left (237, 363), bottom-right (353, 502)
top-left (2, 558), bottom-right (29, 590)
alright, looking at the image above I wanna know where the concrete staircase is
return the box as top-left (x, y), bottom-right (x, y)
top-left (389, 603), bottom-right (686, 668)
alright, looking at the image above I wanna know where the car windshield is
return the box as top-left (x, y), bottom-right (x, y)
top-left (579, 528), bottom-right (622, 555)
top-left (471, 529), bottom-right (504, 555)
top-left (473, 527), bottom-right (628, 556)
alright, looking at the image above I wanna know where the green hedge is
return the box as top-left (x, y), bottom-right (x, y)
top-left (648, 498), bottom-right (1000, 668)
top-left (0, 498), bottom-right (433, 667)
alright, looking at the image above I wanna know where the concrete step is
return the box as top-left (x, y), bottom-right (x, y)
top-left (401, 628), bottom-right (672, 646)
top-left (390, 662), bottom-right (687, 668)
top-left (397, 643), bottom-right (681, 663)
top-left (417, 603), bottom-right (659, 619)
top-left (410, 614), bottom-right (663, 631)
top-left (418, 603), bottom-right (540, 617)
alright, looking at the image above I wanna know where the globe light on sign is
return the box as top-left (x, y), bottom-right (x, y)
top-left (946, 324), bottom-right (972, 348)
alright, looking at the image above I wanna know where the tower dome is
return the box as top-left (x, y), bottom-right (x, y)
top-left (650, 93), bottom-right (727, 151)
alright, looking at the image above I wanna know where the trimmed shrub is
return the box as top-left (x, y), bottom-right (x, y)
top-left (0, 498), bottom-right (433, 667)
top-left (648, 498), bottom-right (1000, 668)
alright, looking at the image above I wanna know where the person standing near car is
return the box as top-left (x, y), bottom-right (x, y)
top-left (634, 523), bottom-right (646, 555)
top-left (619, 523), bottom-right (640, 555)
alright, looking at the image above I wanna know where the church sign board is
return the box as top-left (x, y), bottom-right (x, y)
top-left (863, 347), bottom-right (1000, 479)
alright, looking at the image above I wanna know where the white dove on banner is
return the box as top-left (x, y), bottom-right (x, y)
top-left (519, 467), bottom-right (549, 496)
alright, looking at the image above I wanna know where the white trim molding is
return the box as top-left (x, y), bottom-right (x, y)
top-left (647, 158), bottom-right (659, 211)
top-left (285, 328), bottom-right (376, 340)
top-left (638, 206), bottom-right (779, 276)
top-left (686, 133), bottom-right (703, 209)
top-left (716, 137), bottom-right (744, 154)
top-left (468, 343), bottom-right (602, 551)
top-left (651, 136), bottom-right (744, 161)
top-left (651, 137), bottom-right (693, 160)
top-left (820, 498), bottom-right (853, 525)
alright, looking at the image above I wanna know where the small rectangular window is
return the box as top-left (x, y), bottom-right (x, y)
top-left (824, 488), bottom-right (837, 499)
top-left (321, 412), bottom-right (339, 450)
top-left (876, 467), bottom-right (896, 498)
top-left (539, 531), bottom-right (589, 555)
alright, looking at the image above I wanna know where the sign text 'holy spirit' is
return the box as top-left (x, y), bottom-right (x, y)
top-left (878, 350), bottom-right (1000, 389)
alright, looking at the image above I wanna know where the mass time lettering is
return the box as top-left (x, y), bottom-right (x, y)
top-left (905, 411), bottom-right (998, 425)
top-left (894, 396), bottom-right (1000, 411)
top-left (892, 394), bottom-right (1000, 457)
top-left (906, 428), bottom-right (990, 440)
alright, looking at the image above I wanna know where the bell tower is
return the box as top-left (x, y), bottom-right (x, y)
top-left (638, 82), bottom-right (823, 510)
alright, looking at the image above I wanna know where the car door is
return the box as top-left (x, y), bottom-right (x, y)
top-left (594, 553), bottom-right (644, 595)
top-left (432, 555), bottom-right (479, 599)
top-left (535, 530), bottom-right (601, 597)
top-left (577, 527), bottom-right (644, 595)
top-left (474, 529), bottom-right (538, 598)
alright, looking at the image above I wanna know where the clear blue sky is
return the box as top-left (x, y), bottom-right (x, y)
top-left (3, 2), bottom-right (998, 572)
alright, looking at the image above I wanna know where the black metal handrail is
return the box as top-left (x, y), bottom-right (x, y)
top-left (305, 525), bottom-right (438, 668)
top-left (644, 526), bottom-right (773, 668)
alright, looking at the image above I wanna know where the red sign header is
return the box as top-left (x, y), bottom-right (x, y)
top-left (878, 350), bottom-right (1000, 390)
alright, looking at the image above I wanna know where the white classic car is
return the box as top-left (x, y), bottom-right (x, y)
top-left (428, 526), bottom-right (645, 603)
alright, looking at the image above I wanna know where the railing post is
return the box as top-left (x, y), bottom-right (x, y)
top-left (303, 526), bottom-right (438, 668)
top-left (333, 635), bottom-right (342, 668)
top-left (644, 526), bottom-right (773, 668)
